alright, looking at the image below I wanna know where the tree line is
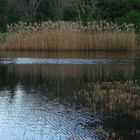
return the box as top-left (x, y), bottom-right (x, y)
top-left (0, 0), bottom-right (140, 32)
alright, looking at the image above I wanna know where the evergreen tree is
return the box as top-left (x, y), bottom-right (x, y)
top-left (0, 0), bottom-right (9, 32)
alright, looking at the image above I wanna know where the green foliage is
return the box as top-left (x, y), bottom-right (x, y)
top-left (0, 15), bottom-right (8, 32)
top-left (8, 13), bottom-right (23, 23)
top-left (122, 11), bottom-right (140, 33)
top-left (35, 12), bottom-right (48, 22)
top-left (129, 0), bottom-right (140, 10)
top-left (96, 0), bottom-right (129, 21)
top-left (0, 0), bottom-right (9, 13)
top-left (123, 11), bottom-right (140, 25)
top-left (0, 0), bottom-right (10, 32)
top-left (0, 0), bottom-right (140, 32)
top-left (63, 7), bottom-right (79, 21)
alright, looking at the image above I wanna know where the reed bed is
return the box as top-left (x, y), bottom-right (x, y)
top-left (0, 21), bottom-right (136, 51)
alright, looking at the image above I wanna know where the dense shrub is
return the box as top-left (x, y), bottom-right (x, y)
top-left (63, 7), bottom-right (79, 21)
top-left (0, 0), bottom-right (9, 32)
top-left (122, 11), bottom-right (140, 32)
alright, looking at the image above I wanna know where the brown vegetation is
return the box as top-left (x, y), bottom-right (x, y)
top-left (75, 81), bottom-right (140, 118)
top-left (0, 21), bottom-right (136, 51)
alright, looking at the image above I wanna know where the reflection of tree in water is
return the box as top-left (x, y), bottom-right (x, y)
top-left (0, 64), bottom-right (17, 91)
top-left (73, 81), bottom-right (140, 140)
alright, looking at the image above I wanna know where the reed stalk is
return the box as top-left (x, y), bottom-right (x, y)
top-left (0, 21), bottom-right (137, 51)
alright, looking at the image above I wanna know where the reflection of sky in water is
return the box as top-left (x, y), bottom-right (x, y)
top-left (0, 57), bottom-right (136, 65)
top-left (0, 84), bottom-right (101, 140)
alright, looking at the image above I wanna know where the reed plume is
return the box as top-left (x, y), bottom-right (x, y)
top-left (0, 21), bottom-right (136, 51)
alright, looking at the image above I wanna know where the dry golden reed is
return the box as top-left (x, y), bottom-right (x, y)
top-left (0, 21), bottom-right (136, 51)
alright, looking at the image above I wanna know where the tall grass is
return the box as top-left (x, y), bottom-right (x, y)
top-left (0, 33), bottom-right (6, 44)
top-left (1, 21), bottom-right (136, 51)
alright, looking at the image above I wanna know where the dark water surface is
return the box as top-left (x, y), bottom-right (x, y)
top-left (0, 51), bottom-right (140, 140)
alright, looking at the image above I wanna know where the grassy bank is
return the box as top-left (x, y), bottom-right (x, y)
top-left (0, 21), bottom-right (137, 51)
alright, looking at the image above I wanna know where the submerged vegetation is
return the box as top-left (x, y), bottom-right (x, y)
top-left (0, 21), bottom-right (136, 51)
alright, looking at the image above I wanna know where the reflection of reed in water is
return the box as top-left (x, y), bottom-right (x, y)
top-left (75, 81), bottom-right (140, 118)
top-left (0, 50), bottom-right (139, 59)
top-left (6, 64), bottom-right (135, 81)
top-left (74, 81), bottom-right (140, 140)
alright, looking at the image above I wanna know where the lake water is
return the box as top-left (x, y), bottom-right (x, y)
top-left (0, 51), bottom-right (140, 140)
